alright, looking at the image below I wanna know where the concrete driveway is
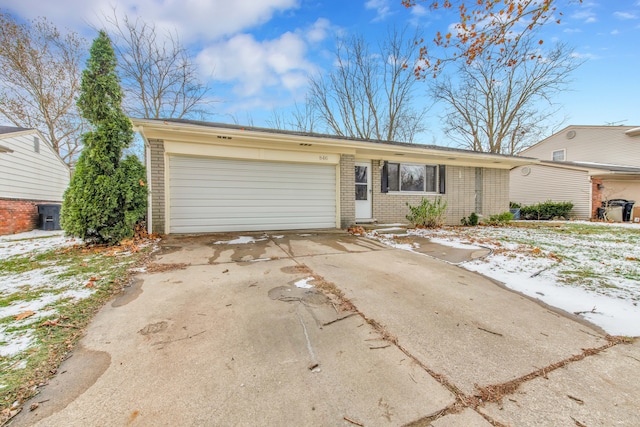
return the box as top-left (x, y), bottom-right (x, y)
top-left (12, 231), bottom-right (640, 426)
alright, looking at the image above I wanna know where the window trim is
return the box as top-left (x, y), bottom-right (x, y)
top-left (552, 148), bottom-right (566, 161)
top-left (385, 162), bottom-right (440, 194)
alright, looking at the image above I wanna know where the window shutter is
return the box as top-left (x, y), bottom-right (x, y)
top-left (438, 165), bottom-right (446, 194)
top-left (381, 161), bottom-right (389, 193)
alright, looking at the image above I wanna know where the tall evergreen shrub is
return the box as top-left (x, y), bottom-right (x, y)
top-left (61, 31), bottom-right (146, 244)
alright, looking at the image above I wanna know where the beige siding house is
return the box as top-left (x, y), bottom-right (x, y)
top-left (511, 125), bottom-right (640, 220)
top-left (132, 118), bottom-right (534, 235)
top-left (0, 127), bottom-right (71, 235)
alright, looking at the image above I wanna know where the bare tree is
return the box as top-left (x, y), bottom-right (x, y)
top-left (105, 14), bottom-right (212, 120)
top-left (307, 26), bottom-right (428, 142)
top-left (431, 37), bottom-right (581, 154)
top-left (0, 13), bottom-right (86, 165)
top-left (267, 101), bottom-right (317, 133)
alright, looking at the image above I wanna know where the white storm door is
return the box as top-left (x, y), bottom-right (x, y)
top-left (355, 161), bottom-right (372, 219)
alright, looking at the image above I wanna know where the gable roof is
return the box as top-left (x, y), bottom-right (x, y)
top-left (132, 117), bottom-right (537, 170)
top-left (520, 125), bottom-right (640, 155)
top-left (0, 125), bottom-right (32, 135)
top-left (0, 127), bottom-right (70, 170)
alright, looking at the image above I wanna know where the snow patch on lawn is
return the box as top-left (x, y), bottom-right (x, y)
top-left (0, 230), bottom-right (94, 358)
top-left (428, 237), bottom-right (483, 250)
top-left (0, 230), bottom-right (79, 258)
top-left (0, 333), bottom-right (33, 358)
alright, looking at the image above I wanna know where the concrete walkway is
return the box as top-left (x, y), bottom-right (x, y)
top-left (11, 231), bottom-right (640, 426)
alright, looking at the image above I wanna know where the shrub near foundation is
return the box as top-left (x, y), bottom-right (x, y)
top-left (519, 201), bottom-right (574, 220)
top-left (406, 197), bottom-right (448, 228)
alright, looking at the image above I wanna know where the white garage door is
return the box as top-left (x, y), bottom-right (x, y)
top-left (168, 156), bottom-right (337, 233)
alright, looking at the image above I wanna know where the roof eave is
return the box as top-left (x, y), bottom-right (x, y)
top-left (131, 118), bottom-right (538, 169)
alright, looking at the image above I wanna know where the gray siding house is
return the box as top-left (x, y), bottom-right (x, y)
top-left (0, 127), bottom-right (70, 235)
top-left (511, 125), bottom-right (640, 219)
top-left (132, 118), bottom-right (534, 234)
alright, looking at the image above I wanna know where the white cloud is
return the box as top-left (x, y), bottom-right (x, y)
top-left (196, 31), bottom-right (317, 97)
top-left (409, 4), bottom-right (428, 17)
top-left (563, 28), bottom-right (583, 34)
top-left (611, 29), bottom-right (620, 35)
top-left (572, 10), bottom-right (598, 24)
top-left (365, 0), bottom-right (392, 21)
top-left (613, 11), bottom-right (638, 20)
top-left (305, 18), bottom-right (332, 43)
top-left (571, 51), bottom-right (599, 60)
top-left (0, 0), bottom-right (299, 42)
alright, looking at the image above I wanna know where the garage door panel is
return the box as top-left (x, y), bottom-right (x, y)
top-left (168, 156), bottom-right (337, 233)
top-left (171, 188), bottom-right (335, 206)
top-left (171, 181), bottom-right (336, 192)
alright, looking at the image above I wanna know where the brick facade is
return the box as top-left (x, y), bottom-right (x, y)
top-left (0, 198), bottom-right (60, 235)
top-left (368, 160), bottom-right (510, 225)
top-left (145, 143), bottom-right (511, 232)
top-left (339, 154), bottom-right (356, 228)
top-left (148, 139), bottom-right (166, 234)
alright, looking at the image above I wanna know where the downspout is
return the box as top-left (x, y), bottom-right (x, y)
top-left (146, 141), bottom-right (152, 235)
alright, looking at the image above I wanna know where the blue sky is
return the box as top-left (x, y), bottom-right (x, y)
top-left (1, 0), bottom-right (639, 146)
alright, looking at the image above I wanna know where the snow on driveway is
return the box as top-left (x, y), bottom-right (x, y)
top-left (369, 222), bottom-right (640, 337)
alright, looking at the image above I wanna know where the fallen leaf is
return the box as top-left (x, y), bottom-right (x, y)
top-left (626, 257), bottom-right (637, 261)
top-left (85, 282), bottom-right (95, 288)
top-left (41, 319), bottom-right (60, 327)
top-left (15, 311), bottom-right (36, 321)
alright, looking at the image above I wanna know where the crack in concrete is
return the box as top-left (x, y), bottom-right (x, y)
top-left (194, 234), bottom-right (633, 426)
top-left (286, 260), bottom-right (634, 427)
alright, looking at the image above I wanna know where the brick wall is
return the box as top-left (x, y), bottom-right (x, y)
top-left (340, 154), bottom-right (356, 228)
top-left (0, 198), bottom-right (59, 235)
top-left (370, 161), bottom-right (510, 225)
top-left (148, 139), bottom-right (166, 234)
top-left (591, 178), bottom-right (603, 219)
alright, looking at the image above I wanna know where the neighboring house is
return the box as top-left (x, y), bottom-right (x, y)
top-left (510, 125), bottom-right (640, 219)
top-left (0, 126), bottom-right (71, 235)
top-left (131, 118), bottom-right (534, 234)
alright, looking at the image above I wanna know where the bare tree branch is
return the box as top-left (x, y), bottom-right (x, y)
top-left (431, 36), bottom-right (581, 154)
top-left (0, 13), bottom-right (86, 165)
top-left (305, 26), bottom-right (428, 142)
top-left (104, 13), bottom-right (213, 120)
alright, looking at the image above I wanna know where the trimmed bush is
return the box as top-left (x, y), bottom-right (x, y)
top-left (461, 212), bottom-right (479, 226)
top-left (406, 197), bottom-right (448, 228)
top-left (519, 201), bottom-right (574, 220)
top-left (486, 211), bottom-right (514, 226)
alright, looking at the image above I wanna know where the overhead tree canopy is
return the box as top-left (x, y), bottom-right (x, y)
top-left (0, 13), bottom-right (86, 165)
top-left (402, 0), bottom-right (581, 77)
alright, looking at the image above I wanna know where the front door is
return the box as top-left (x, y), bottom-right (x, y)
top-left (355, 161), bottom-right (372, 220)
